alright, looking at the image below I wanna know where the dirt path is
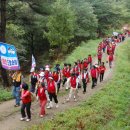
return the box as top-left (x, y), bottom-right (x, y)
top-left (0, 41), bottom-right (122, 130)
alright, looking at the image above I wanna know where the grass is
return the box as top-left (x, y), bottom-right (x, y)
top-left (27, 39), bottom-right (130, 130)
top-left (0, 88), bottom-right (12, 102)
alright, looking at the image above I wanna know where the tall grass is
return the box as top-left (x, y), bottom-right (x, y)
top-left (28, 39), bottom-right (130, 130)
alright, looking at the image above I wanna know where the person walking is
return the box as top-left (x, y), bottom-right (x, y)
top-left (97, 51), bottom-right (102, 65)
top-left (30, 68), bottom-right (38, 93)
top-left (88, 55), bottom-right (92, 69)
top-left (67, 73), bottom-right (78, 101)
top-left (20, 83), bottom-right (31, 122)
top-left (81, 68), bottom-right (89, 94)
top-left (47, 77), bottom-right (58, 109)
top-left (12, 70), bottom-right (22, 107)
top-left (91, 65), bottom-right (98, 89)
top-left (108, 52), bottom-right (114, 68)
top-left (99, 62), bottom-right (106, 82)
top-left (37, 82), bottom-right (47, 118)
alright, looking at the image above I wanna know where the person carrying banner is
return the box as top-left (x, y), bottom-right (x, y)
top-left (12, 70), bottom-right (22, 107)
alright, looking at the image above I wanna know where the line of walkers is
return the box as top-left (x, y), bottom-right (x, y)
top-left (10, 32), bottom-right (127, 122)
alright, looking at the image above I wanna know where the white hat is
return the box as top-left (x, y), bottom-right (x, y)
top-left (39, 72), bottom-right (45, 76)
top-left (48, 77), bottom-right (53, 80)
top-left (45, 67), bottom-right (50, 71)
top-left (95, 64), bottom-right (99, 68)
top-left (30, 68), bottom-right (35, 72)
top-left (45, 65), bottom-right (50, 68)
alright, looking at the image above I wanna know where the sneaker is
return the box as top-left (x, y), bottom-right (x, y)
top-left (46, 106), bottom-right (51, 109)
top-left (56, 104), bottom-right (59, 108)
top-left (14, 104), bottom-right (20, 107)
top-left (66, 98), bottom-right (70, 101)
top-left (40, 115), bottom-right (44, 118)
top-left (20, 117), bottom-right (26, 121)
top-left (26, 119), bottom-right (31, 122)
top-left (74, 98), bottom-right (77, 102)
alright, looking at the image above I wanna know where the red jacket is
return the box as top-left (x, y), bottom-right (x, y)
top-left (70, 76), bottom-right (77, 88)
top-left (91, 68), bottom-right (98, 78)
top-left (47, 81), bottom-right (56, 93)
top-left (21, 90), bottom-right (31, 104)
top-left (99, 66), bottom-right (106, 74)
top-left (37, 87), bottom-right (47, 101)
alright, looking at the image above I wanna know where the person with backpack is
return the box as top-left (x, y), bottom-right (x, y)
top-left (47, 77), bottom-right (58, 109)
top-left (20, 83), bottom-right (31, 122)
top-left (37, 82), bottom-right (47, 118)
top-left (81, 68), bottom-right (90, 94)
top-left (99, 62), bottom-right (106, 82)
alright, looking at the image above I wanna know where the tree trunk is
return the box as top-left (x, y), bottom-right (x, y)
top-left (0, 0), bottom-right (9, 87)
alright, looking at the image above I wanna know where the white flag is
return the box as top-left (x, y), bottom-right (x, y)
top-left (31, 55), bottom-right (36, 68)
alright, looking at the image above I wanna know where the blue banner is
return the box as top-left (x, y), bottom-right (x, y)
top-left (0, 42), bottom-right (20, 70)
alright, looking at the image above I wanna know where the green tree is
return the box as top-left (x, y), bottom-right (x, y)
top-left (45, 0), bottom-right (76, 51)
top-left (70, 0), bottom-right (98, 41)
top-left (87, 0), bottom-right (128, 36)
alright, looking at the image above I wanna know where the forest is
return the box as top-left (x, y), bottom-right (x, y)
top-left (0, 0), bottom-right (130, 87)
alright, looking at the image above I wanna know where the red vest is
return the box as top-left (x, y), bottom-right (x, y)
top-left (109, 54), bottom-right (113, 61)
top-left (53, 73), bottom-right (58, 82)
top-left (62, 68), bottom-right (67, 77)
top-left (99, 66), bottom-right (106, 73)
top-left (97, 52), bottom-right (102, 60)
top-left (82, 72), bottom-right (89, 83)
top-left (91, 68), bottom-right (97, 78)
top-left (88, 56), bottom-right (92, 63)
top-left (21, 90), bottom-right (31, 104)
top-left (47, 81), bottom-right (56, 93)
top-left (37, 87), bottom-right (47, 100)
top-left (70, 76), bottom-right (77, 88)
top-left (66, 69), bottom-right (71, 78)
top-left (83, 61), bottom-right (88, 69)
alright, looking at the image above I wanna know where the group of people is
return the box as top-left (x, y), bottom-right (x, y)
top-left (11, 32), bottom-right (127, 122)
